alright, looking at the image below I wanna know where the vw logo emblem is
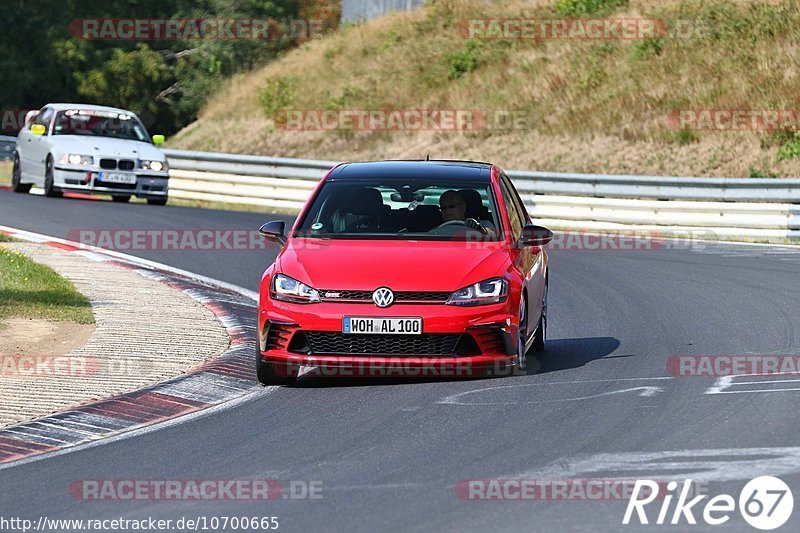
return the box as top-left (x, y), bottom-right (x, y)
top-left (372, 287), bottom-right (394, 308)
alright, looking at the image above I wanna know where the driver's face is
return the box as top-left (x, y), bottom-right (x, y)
top-left (440, 192), bottom-right (467, 222)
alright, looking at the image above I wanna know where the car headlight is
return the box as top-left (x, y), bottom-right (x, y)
top-left (140, 160), bottom-right (168, 172)
top-left (271, 274), bottom-right (320, 303)
top-left (446, 277), bottom-right (508, 306)
top-left (59, 154), bottom-right (93, 166)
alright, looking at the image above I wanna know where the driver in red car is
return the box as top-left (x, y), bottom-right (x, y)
top-left (439, 189), bottom-right (494, 236)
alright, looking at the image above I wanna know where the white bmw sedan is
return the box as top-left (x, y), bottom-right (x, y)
top-left (11, 104), bottom-right (169, 205)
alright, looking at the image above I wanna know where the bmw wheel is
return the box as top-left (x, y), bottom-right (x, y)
top-left (11, 153), bottom-right (31, 193)
top-left (43, 156), bottom-right (62, 198)
top-left (147, 196), bottom-right (168, 206)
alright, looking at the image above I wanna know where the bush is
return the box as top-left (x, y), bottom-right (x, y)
top-left (631, 38), bottom-right (665, 60)
top-left (673, 130), bottom-right (698, 145)
top-left (259, 76), bottom-right (296, 116)
top-left (446, 40), bottom-right (482, 80)
top-left (748, 167), bottom-right (778, 178)
top-left (777, 133), bottom-right (800, 161)
top-left (555, 0), bottom-right (628, 17)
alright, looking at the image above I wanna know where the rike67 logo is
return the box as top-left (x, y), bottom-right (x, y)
top-left (624, 476), bottom-right (793, 530)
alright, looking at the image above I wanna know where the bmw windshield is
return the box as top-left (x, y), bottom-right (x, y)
top-left (295, 179), bottom-right (503, 241)
top-left (52, 109), bottom-right (151, 142)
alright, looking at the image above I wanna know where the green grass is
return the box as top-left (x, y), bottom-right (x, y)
top-left (0, 233), bottom-right (18, 242)
top-left (0, 244), bottom-right (94, 324)
top-left (0, 162), bottom-right (11, 185)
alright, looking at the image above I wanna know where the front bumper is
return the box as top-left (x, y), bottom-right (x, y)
top-left (53, 167), bottom-right (168, 198)
top-left (258, 300), bottom-right (519, 377)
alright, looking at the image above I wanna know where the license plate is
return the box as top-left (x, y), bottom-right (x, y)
top-left (98, 171), bottom-right (137, 185)
top-left (343, 317), bottom-right (422, 335)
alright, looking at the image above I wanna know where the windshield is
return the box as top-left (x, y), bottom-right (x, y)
top-left (295, 179), bottom-right (502, 241)
top-left (52, 109), bottom-right (150, 142)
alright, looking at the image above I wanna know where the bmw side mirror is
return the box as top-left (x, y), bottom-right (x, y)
top-left (30, 124), bottom-right (46, 135)
top-left (259, 221), bottom-right (287, 245)
top-left (519, 224), bottom-right (553, 248)
top-left (152, 134), bottom-right (165, 145)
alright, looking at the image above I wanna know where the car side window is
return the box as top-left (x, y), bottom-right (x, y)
top-left (499, 178), bottom-right (523, 240)
top-left (32, 107), bottom-right (52, 130)
top-left (501, 174), bottom-right (530, 226)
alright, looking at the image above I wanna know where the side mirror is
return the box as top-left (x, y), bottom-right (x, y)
top-left (152, 134), bottom-right (165, 145)
top-left (518, 224), bottom-right (553, 247)
top-left (30, 124), bottom-right (46, 136)
top-left (259, 221), bottom-right (287, 245)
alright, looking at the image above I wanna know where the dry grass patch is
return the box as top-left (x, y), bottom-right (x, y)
top-left (171, 0), bottom-right (800, 177)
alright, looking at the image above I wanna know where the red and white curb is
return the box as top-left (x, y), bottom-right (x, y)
top-left (0, 225), bottom-right (262, 466)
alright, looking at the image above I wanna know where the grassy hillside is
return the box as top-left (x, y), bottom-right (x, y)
top-left (170, 0), bottom-right (800, 177)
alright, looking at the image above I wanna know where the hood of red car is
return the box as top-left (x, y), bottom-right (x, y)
top-left (277, 238), bottom-right (510, 292)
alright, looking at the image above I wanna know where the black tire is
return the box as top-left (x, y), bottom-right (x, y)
top-left (256, 345), bottom-right (297, 385)
top-left (111, 195), bottom-right (131, 203)
top-left (11, 153), bottom-right (31, 193)
top-left (515, 294), bottom-right (529, 374)
top-left (43, 156), bottom-right (62, 198)
top-left (531, 281), bottom-right (548, 352)
top-left (147, 196), bottom-right (168, 206)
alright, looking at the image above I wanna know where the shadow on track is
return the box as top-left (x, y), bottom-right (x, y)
top-left (536, 336), bottom-right (622, 374)
top-left (283, 336), bottom-right (621, 388)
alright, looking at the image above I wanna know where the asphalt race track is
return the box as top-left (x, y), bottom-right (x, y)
top-left (2, 190), bottom-right (800, 531)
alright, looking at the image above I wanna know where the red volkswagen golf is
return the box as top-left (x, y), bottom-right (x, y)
top-left (256, 160), bottom-right (553, 384)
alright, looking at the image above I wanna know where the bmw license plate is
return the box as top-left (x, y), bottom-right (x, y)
top-left (343, 317), bottom-right (422, 335)
top-left (98, 171), bottom-right (137, 185)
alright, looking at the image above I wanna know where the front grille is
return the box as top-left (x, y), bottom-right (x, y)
top-left (99, 159), bottom-right (135, 171)
top-left (94, 179), bottom-right (136, 190)
top-left (319, 290), bottom-right (450, 303)
top-left (302, 332), bottom-right (464, 355)
top-left (397, 291), bottom-right (450, 302)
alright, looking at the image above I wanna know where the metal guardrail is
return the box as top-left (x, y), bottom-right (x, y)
top-left (163, 149), bottom-right (800, 240)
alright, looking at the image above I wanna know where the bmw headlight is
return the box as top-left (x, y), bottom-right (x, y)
top-left (271, 274), bottom-right (320, 303)
top-left (446, 278), bottom-right (508, 306)
top-left (140, 160), bottom-right (168, 172)
top-left (59, 154), bottom-right (94, 166)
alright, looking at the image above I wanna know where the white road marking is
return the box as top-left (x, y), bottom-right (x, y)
top-left (705, 373), bottom-right (800, 395)
top-left (515, 447), bottom-right (800, 483)
top-left (439, 378), bottom-right (670, 406)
